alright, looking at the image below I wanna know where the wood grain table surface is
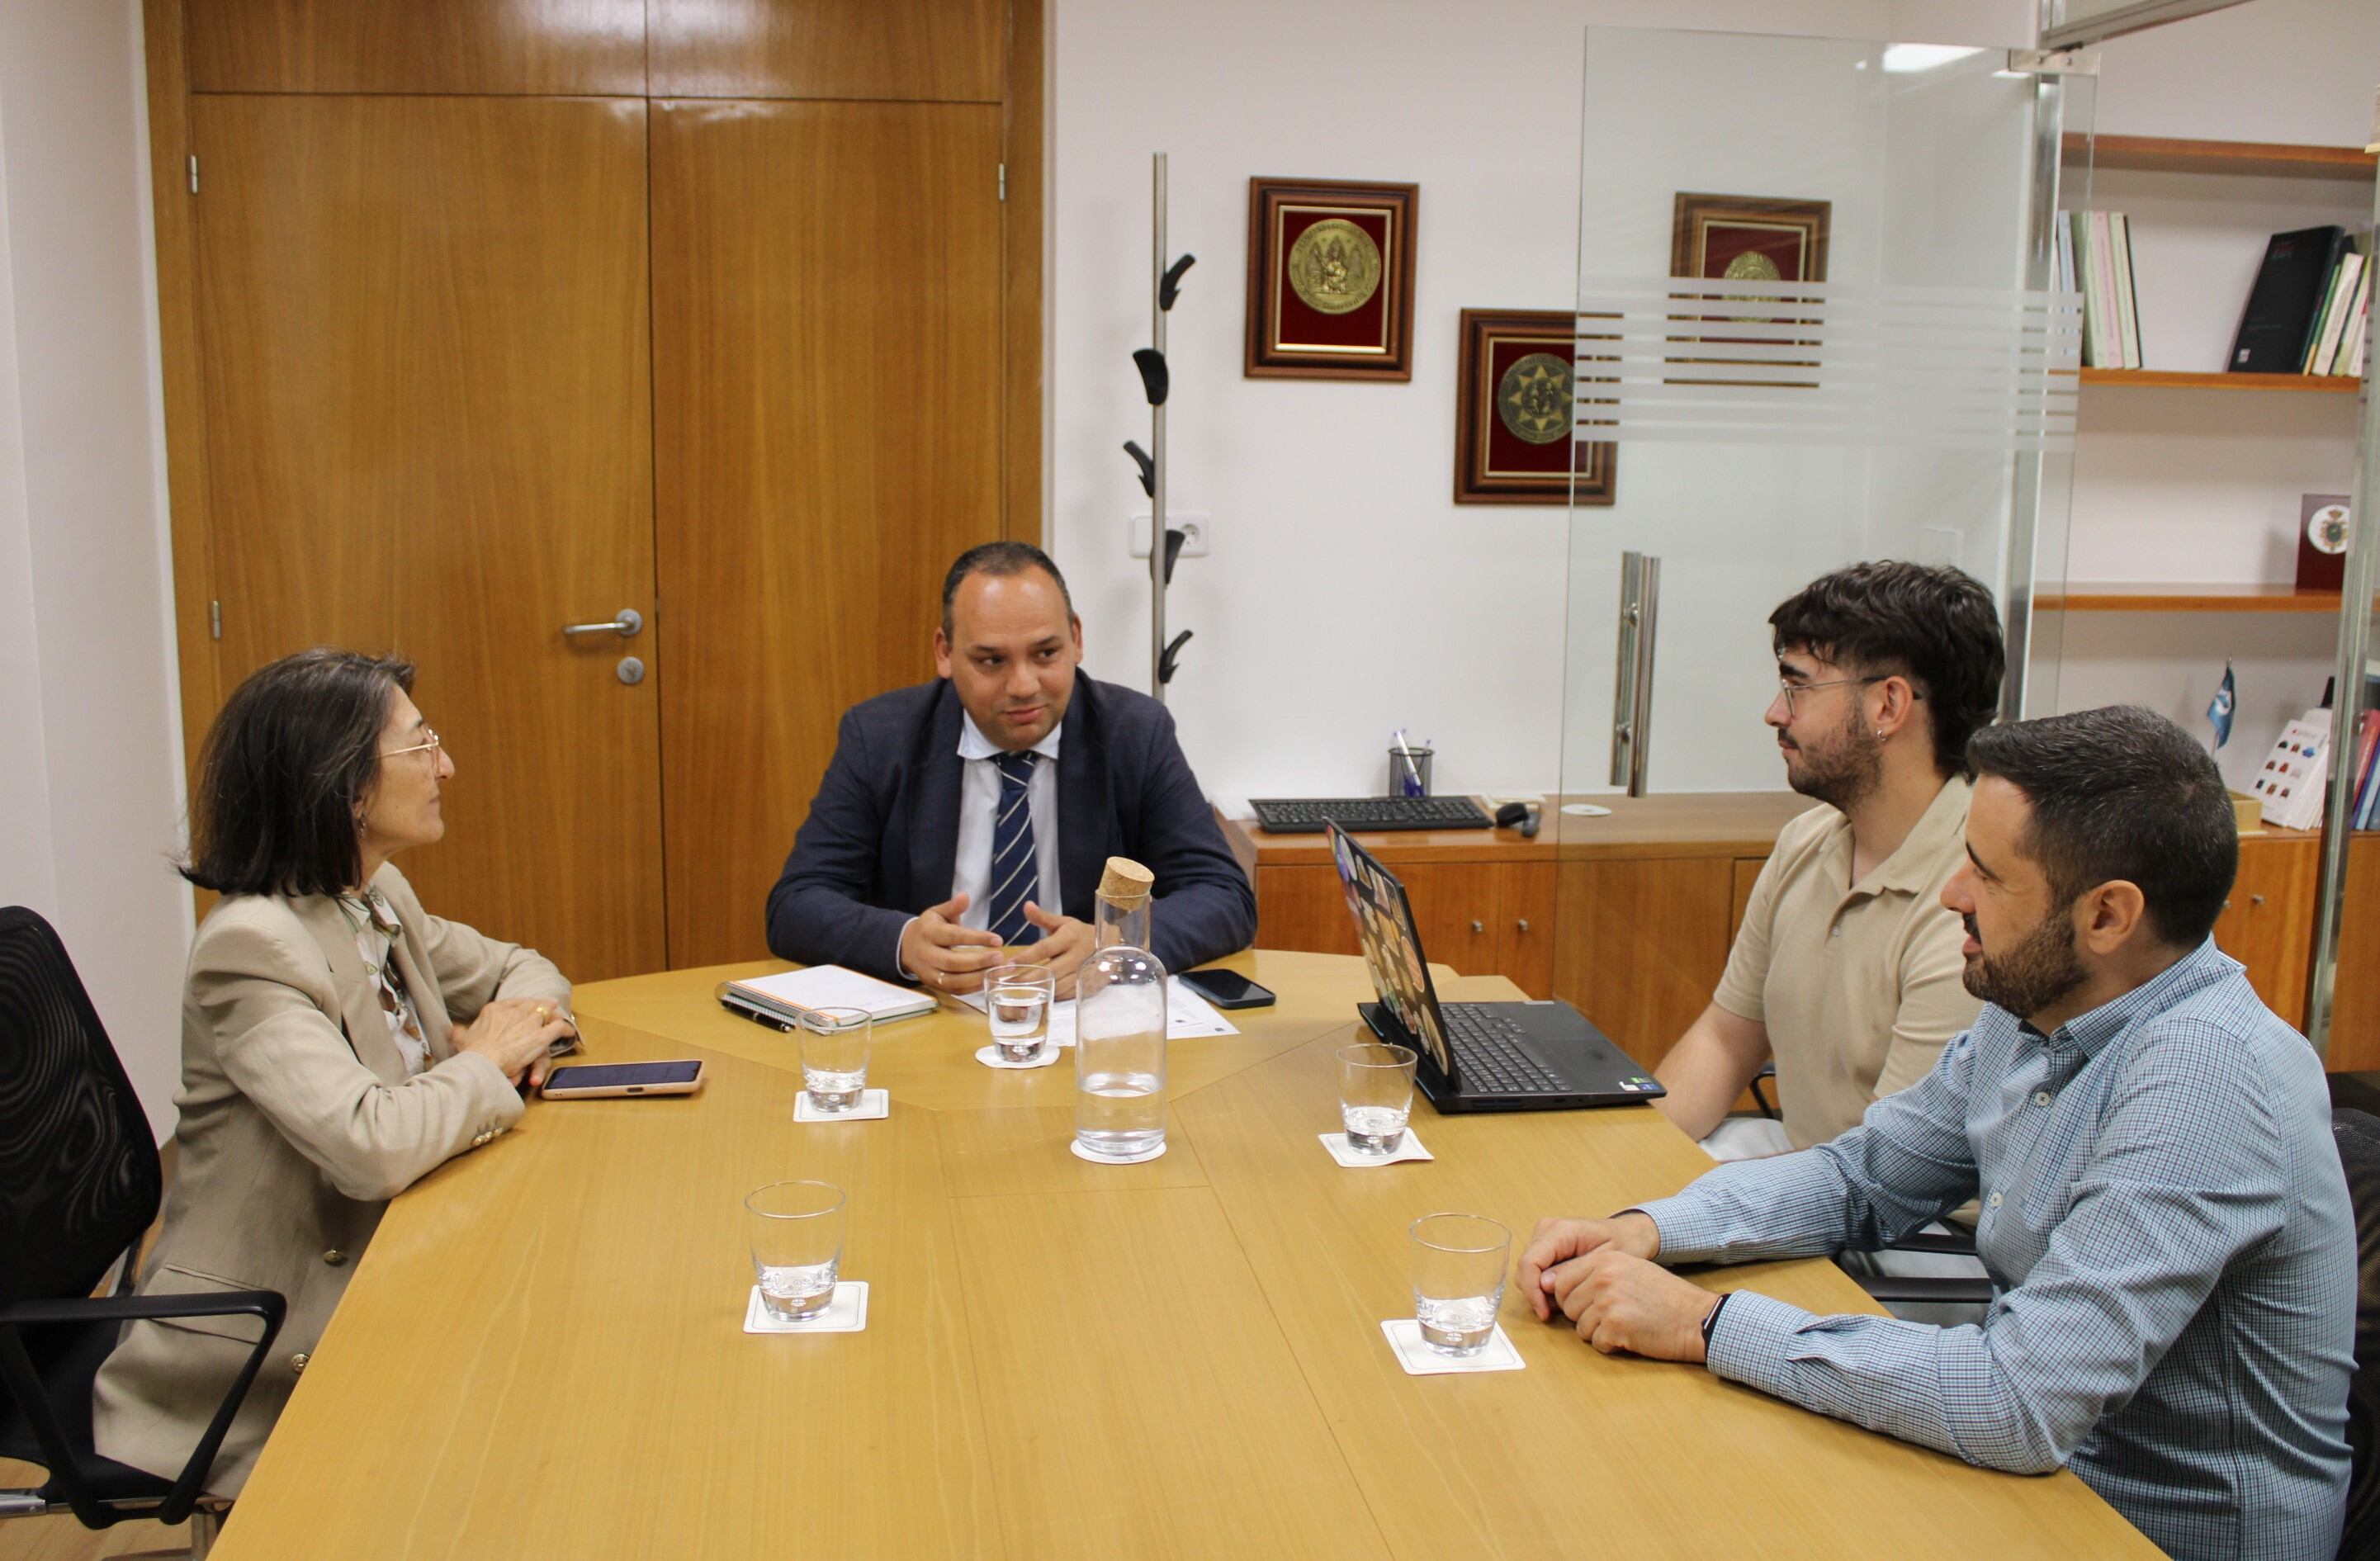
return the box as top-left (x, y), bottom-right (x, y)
top-left (205, 950), bottom-right (2156, 1559)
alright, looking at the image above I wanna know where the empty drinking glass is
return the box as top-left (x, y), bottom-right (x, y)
top-left (745, 1180), bottom-right (846, 1321)
top-left (1337, 1041), bottom-right (1418, 1154)
top-left (797, 1005), bottom-right (870, 1114)
top-left (986, 963), bottom-right (1055, 1062)
top-left (1409, 1213), bottom-right (1512, 1357)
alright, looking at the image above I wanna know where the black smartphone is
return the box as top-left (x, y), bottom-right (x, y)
top-left (1179, 968), bottom-right (1276, 1010)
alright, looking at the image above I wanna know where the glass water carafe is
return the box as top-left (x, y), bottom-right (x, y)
top-left (1073, 943), bottom-right (1168, 1161)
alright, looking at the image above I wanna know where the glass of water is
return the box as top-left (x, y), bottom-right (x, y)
top-left (1337, 1041), bottom-right (1418, 1154)
top-left (1409, 1213), bottom-right (1512, 1357)
top-left (797, 1005), bottom-right (870, 1114)
top-left (986, 963), bottom-right (1055, 1062)
top-left (745, 1179), bottom-right (846, 1321)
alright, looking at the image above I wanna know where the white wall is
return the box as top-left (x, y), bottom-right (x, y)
top-left (1048, 0), bottom-right (2030, 806)
top-left (2056, 0), bottom-right (2380, 791)
top-left (1048, 0), bottom-right (2380, 805)
top-left (0, 0), bottom-right (190, 1138)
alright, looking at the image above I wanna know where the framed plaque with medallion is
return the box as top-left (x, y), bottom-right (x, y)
top-left (1453, 309), bottom-right (1616, 505)
top-left (1668, 192), bottom-right (1829, 381)
top-left (1244, 177), bottom-right (1417, 380)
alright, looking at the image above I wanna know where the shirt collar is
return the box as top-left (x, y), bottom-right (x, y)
top-left (958, 710), bottom-right (1063, 764)
top-left (1866, 774), bottom-right (1972, 896)
top-left (2040, 935), bottom-right (2236, 1057)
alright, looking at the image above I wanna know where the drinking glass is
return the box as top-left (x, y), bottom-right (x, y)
top-left (797, 1005), bottom-right (870, 1114)
top-left (1337, 1041), bottom-right (1417, 1154)
top-left (745, 1180), bottom-right (846, 1320)
top-left (986, 963), bottom-right (1055, 1062)
top-left (1409, 1213), bottom-right (1512, 1356)
top-left (1074, 944), bottom-right (1167, 1160)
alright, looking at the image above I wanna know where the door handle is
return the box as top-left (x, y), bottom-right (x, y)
top-left (562, 608), bottom-right (642, 639)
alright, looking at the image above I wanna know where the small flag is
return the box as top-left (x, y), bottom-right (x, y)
top-left (2207, 661), bottom-right (2236, 749)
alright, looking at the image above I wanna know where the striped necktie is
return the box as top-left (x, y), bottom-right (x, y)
top-left (987, 750), bottom-right (1040, 945)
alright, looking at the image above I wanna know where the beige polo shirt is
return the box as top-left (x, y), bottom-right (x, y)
top-left (1714, 775), bottom-right (1980, 1151)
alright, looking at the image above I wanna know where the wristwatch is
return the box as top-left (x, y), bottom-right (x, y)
top-left (1699, 1292), bottom-right (1733, 1354)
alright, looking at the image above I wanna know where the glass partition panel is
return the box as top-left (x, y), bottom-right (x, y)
top-left (1550, 27), bottom-right (2089, 1056)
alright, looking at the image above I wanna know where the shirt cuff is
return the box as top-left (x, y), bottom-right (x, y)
top-left (892, 916), bottom-right (920, 984)
top-left (1701, 1289), bottom-right (1815, 1394)
top-left (1634, 1194), bottom-right (1726, 1264)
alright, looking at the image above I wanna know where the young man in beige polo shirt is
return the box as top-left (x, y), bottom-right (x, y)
top-left (1653, 561), bottom-right (2005, 1163)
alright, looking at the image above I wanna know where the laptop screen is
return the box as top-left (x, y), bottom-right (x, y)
top-left (1326, 824), bottom-right (1455, 1079)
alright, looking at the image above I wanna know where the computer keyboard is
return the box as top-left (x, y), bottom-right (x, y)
top-left (1250, 797), bottom-right (1493, 834)
top-left (1441, 1005), bottom-right (1570, 1096)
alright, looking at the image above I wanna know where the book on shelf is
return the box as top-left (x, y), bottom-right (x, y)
top-left (2354, 709), bottom-right (2380, 830)
top-left (2061, 210), bottom-right (2143, 369)
top-left (2229, 225), bottom-right (2348, 374)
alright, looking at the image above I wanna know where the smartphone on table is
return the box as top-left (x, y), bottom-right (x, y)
top-left (1178, 968), bottom-right (1276, 1010)
top-left (539, 1060), bottom-right (707, 1098)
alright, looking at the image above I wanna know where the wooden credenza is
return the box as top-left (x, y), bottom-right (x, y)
top-left (1228, 797), bottom-right (2367, 1072)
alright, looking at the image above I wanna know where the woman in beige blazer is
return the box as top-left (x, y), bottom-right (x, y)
top-left (93, 649), bottom-right (579, 1496)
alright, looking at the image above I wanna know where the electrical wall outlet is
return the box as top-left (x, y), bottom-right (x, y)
top-left (1127, 510), bottom-right (1211, 560)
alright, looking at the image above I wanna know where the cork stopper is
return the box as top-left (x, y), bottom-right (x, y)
top-left (1099, 856), bottom-right (1154, 900)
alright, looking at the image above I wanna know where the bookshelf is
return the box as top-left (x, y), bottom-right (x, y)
top-left (2037, 584), bottom-right (2374, 613)
top-left (2063, 134), bottom-right (2378, 182)
top-left (2078, 367), bottom-right (2361, 393)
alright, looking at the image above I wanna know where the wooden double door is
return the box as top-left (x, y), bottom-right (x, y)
top-left (154, 0), bottom-right (1033, 980)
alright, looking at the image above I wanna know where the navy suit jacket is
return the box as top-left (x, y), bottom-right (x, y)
top-left (765, 673), bottom-right (1256, 982)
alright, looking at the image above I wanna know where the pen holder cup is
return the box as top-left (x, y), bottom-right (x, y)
top-left (1387, 746), bottom-right (1434, 799)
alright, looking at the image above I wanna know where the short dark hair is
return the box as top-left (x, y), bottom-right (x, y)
top-left (941, 541), bottom-right (1074, 639)
top-left (1769, 561), bottom-right (2005, 778)
top-left (1966, 705), bottom-right (2237, 948)
top-left (181, 648), bottom-right (415, 898)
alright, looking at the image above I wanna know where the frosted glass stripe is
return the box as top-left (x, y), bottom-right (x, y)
top-left (1569, 277), bottom-right (2081, 452)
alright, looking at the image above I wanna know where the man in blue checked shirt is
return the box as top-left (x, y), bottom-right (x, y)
top-left (1520, 706), bottom-right (2354, 1561)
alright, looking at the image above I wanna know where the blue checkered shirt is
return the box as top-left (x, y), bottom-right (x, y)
top-left (1637, 939), bottom-right (2354, 1561)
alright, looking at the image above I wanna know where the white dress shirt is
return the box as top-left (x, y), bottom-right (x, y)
top-left (892, 712), bottom-right (1063, 978)
top-left (950, 711), bottom-right (1062, 928)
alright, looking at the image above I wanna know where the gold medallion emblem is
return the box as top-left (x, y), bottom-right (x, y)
top-left (2311, 504), bottom-right (2351, 555)
top-left (1723, 250), bottom-right (1781, 283)
top-left (1497, 352), bottom-right (1573, 444)
top-left (1287, 218), bottom-right (1383, 315)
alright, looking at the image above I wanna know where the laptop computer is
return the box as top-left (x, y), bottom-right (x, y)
top-left (1327, 823), bottom-right (1663, 1112)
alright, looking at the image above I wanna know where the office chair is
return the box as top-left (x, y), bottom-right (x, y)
top-left (0, 907), bottom-right (285, 1559)
top-left (1748, 1062), bottom-right (1982, 1280)
top-left (2334, 1107), bottom-right (2380, 1561)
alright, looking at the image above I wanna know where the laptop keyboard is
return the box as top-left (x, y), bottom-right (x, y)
top-left (1441, 1005), bottom-right (1571, 1096)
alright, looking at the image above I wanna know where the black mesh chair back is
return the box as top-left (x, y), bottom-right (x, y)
top-left (2333, 1107), bottom-right (2380, 1560)
top-left (0, 906), bottom-right (162, 1308)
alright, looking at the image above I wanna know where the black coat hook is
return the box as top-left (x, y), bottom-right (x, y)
top-left (1159, 254), bottom-right (1197, 311)
top-left (1121, 441), bottom-right (1154, 497)
top-left (1157, 628), bottom-right (1193, 684)
top-left (1133, 348), bottom-right (1169, 406)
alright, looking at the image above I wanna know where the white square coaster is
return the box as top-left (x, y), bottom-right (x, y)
top-left (1319, 1129), bottom-right (1434, 1168)
top-left (974, 1043), bottom-right (1061, 1071)
top-left (744, 1280), bottom-right (868, 1334)
top-left (1380, 1318), bottom-right (1524, 1375)
top-left (794, 1088), bottom-right (888, 1123)
top-left (1068, 1138), bottom-right (1166, 1166)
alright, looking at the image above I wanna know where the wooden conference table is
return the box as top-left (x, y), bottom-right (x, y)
top-left (208, 950), bottom-right (2156, 1559)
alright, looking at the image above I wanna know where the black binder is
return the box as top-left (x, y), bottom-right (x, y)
top-left (2228, 225), bottom-right (2346, 373)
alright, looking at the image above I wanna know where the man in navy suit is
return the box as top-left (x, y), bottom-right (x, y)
top-left (766, 542), bottom-right (1256, 994)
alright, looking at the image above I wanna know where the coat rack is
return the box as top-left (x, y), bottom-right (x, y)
top-left (1126, 152), bottom-right (1195, 700)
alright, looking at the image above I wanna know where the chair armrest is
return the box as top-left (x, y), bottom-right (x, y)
top-left (1881, 1230), bottom-right (1980, 1258)
top-left (1749, 1061), bottom-right (1779, 1121)
top-left (1852, 1274), bottom-right (1994, 1306)
top-left (0, 1289), bottom-right (285, 1530)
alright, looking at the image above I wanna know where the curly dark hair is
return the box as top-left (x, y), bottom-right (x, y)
top-left (181, 648), bottom-right (415, 898)
top-left (1769, 561), bottom-right (2004, 778)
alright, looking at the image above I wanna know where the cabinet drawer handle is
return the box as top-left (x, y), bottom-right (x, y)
top-left (2250, 894), bottom-right (2266, 906)
top-left (1470, 920), bottom-right (1485, 934)
top-left (1516, 919), bottom-right (1531, 934)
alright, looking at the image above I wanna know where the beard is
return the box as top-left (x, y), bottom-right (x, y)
top-left (1961, 908), bottom-right (2088, 1018)
top-left (1781, 707), bottom-right (1883, 811)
